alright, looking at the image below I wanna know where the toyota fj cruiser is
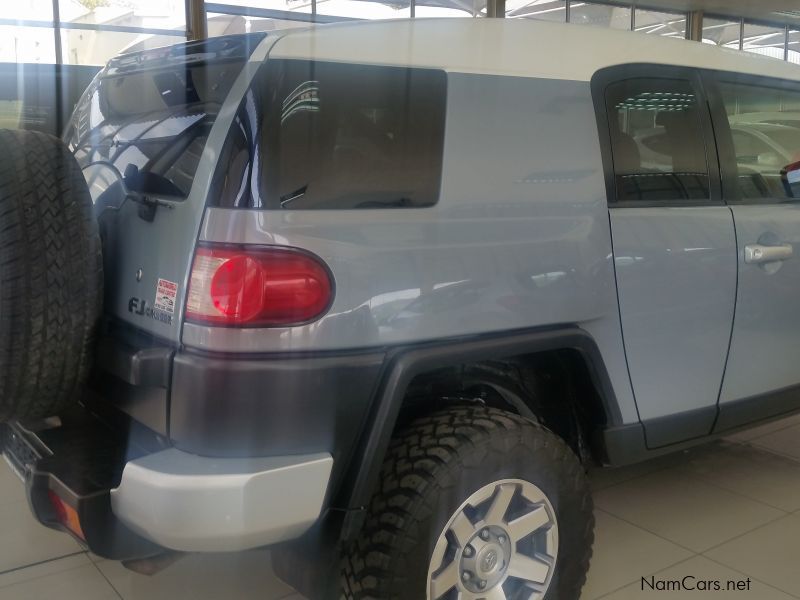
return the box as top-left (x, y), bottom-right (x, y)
top-left (3, 18), bottom-right (800, 600)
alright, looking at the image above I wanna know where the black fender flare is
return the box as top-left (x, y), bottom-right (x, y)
top-left (336, 325), bottom-right (621, 539)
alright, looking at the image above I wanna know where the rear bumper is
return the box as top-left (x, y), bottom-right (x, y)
top-left (1, 409), bottom-right (333, 559)
top-left (111, 449), bottom-right (333, 552)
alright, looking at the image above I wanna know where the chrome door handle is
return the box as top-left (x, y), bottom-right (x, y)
top-left (744, 243), bottom-right (794, 264)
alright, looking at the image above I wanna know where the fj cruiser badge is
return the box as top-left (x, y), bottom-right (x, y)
top-left (128, 297), bottom-right (172, 325)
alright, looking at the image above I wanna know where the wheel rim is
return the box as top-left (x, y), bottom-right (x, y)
top-left (426, 479), bottom-right (559, 600)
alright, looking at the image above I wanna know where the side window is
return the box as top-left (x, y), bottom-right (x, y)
top-left (719, 80), bottom-right (800, 201)
top-left (605, 78), bottom-right (710, 202)
top-left (263, 60), bottom-right (447, 209)
top-left (212, 60), bottom-right (447, 210)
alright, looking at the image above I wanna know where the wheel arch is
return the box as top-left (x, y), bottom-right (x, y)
top-left (336, 325), bottom-right (622, 540)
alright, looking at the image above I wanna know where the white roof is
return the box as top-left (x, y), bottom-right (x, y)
top-left (271, 18), bottom-right (800, 83)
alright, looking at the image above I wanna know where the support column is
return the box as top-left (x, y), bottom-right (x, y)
top-left (186, 0), bottom-right (208, 41)
top-left (486, 0), bottom-right (506, 18)
top-left (687, 10), bottom-right (703, 42)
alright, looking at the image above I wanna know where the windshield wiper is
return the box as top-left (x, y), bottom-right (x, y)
top-left (83, 161), bottom-right (174, 222)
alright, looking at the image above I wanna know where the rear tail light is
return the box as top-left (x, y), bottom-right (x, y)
top-left (48, 491), bottom-right (85, 540)
top-left (186, 245), bottom-right (334, 327)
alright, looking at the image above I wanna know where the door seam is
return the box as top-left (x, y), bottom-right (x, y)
top-left (710, 205), bottom-right (739, 433)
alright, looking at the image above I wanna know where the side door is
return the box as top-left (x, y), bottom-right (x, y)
top-left (707, 72), bottom-right (800, 432)
top-left (593, 65), bottom-right (738, 448)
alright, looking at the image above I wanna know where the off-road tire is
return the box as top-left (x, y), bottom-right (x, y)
top-left (0, 129), bottom-right (103, 422)
top-left (341, 404), bottom-right (594, 599)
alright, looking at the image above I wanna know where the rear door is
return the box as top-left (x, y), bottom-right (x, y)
top-left (593, 65), bottom-right (737, 448)
top-left (708, 73), bottom-right (800, 432)
top-left (66, 35), bottom-right (268, 344)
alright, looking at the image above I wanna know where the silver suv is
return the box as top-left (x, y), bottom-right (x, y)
top-left (3, 19), bottom-right (800, 600)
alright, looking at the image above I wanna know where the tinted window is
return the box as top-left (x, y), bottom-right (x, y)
top-left (213, 59), bottom-right (447, 209)
top-left (605, 78), bottom-right (710, 202)
top-left (719, 80), bottom-right (800, 200)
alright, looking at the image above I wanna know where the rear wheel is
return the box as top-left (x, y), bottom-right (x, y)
top-left (0, 129), bottom-right (103, 422)
top-left (341, 404), bottom-right (594, 600)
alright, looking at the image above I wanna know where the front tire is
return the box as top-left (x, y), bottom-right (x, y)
top-left (341, 405), bottom-right (593, 600)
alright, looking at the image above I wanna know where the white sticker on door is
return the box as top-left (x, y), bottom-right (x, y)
top-left (154, 279), bottom-right (178, 314)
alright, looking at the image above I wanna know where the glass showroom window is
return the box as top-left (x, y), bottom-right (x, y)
top-left (506, 0), bottom-right (566, 22)
top-left (569, 2), bottom-right (631, 30)
top-left (8, 0), bottom-right (54, 22)
top-left (2, 0), bottom-right (56, 63)
top-left (789, 29), bottom-right (800, 65)
top-left (57, 0), bottom-right (186, 65)
top-left (207, 0), bottom-right (312, 14)
top-left (634, 9), bottom-right (686, 38)
top-left (702, 16), bottom-right (742, 49)
top-left (414, 0), bottom-right (484, 18)
top-left (741, 22), bottom-right (788, 61)
top-left (61, 29), bottom-right (189, 65)
top-left (206, 12), bottom-right (309, 35)
top-left (316, 0), bottom-right (411, 20)
top-left (0, 25), bottom-right (57, 64)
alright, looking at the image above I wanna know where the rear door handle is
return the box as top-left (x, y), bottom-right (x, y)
top-left (744, 243), bottom-right (794, 264)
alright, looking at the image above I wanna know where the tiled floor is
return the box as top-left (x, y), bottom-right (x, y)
top-left (4, 415), bottom-right (800, 599)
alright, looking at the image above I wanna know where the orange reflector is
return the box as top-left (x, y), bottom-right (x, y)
top-left (47, 490), bottom-right (85, 540)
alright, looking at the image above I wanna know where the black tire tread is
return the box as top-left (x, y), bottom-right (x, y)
top-left (0, 129), bottom-right (103, 421)
top-left (340, 404), bottom-right (594, 600)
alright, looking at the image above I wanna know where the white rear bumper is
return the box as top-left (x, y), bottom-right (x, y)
top-left (110, 449), bottom-right (333, 552)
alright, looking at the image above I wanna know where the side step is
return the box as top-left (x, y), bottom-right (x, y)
top-left (0, 406), bottom-right (167, 560)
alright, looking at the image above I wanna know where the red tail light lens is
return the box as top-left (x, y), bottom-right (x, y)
top-left (186, 246), bottom-right (334, 327)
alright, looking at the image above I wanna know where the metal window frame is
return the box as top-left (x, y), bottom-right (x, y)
top-left (705, 12), bottom-right (794, 60)
top-left (207, 0), bottom-right (416, 22)
top-left (566, 0), bottom-right (633, 26)
top-left (205, 2), bottom-right (359, 23)
top-left (738, 18), bottom-right (792, 59)
top-left (631, 5), bottom-right (689, 37)
top-left (567, 1), bottom-right (688, 34)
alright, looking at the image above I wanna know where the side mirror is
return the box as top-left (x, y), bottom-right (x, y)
top-left (781, 160), bottom-right (800, 198)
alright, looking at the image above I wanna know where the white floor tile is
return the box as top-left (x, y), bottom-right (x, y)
top-left (0, 459), bottom-right (25, 507)
top-left (705, 513), bottom-right (800, 597)
top-left (0, 554), bottom-right (90, 588)
top-left (599, 555), bottom-right (795, 600)
top-left (724, 413), bottom-right (800, 443)
top-left (675, 441), bottom-right (800, 512)
top-left (0, 563), bottom-right (118, 600)
top-left (582, 510), bottom-right (692, 599)
top-left (594, 468), bottom-right (785, 552)
top-left (0, 501), bottom-right (83, 573)
top-left (96, 549), bottom-right (297, 600)
top-left (752, 424), bottom-right (800, 462)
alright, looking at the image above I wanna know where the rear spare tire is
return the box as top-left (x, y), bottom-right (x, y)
top-left (0, 129), bottom-right (102, 422)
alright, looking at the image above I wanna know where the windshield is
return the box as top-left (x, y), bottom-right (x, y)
top-left (66, 35), bottom-right (263, 199)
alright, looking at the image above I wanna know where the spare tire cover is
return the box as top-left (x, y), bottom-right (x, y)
top-left (0, 129), bottom-right (103, 422)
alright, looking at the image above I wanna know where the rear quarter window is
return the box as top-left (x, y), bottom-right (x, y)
top-left (212, 59), bottom-right (447, 209)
